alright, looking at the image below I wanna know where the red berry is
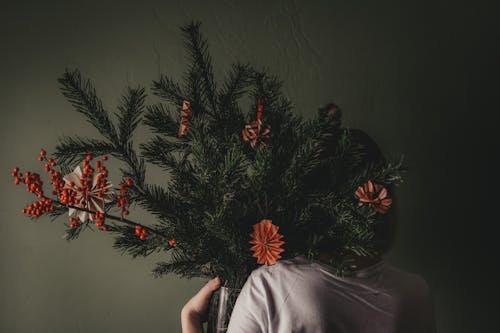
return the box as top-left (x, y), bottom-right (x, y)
top-left (40, 149), bottom-right (46, 157)
top-left (125, 178), bottom-right (132, 186)
top-left (37, 156), bottom-right (43, 162)
top-left (139, 234), bottom-right (146, 241)
top-left (102, 225), bottom-right (108, 231)
top-left (85, 154), bottom-right (92, 161)
top-left (123, 209), bottom-right (129, 216)
top-left (102, 156), bottom-right (108, 161)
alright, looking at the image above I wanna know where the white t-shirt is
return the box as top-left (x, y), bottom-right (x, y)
top-left (227, 255), bottom-right (436, 333)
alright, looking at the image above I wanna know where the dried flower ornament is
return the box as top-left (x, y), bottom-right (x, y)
top-left (249, 219), bottom-right (285, 266)
top-left (355, 180), bottom-right (392, 214)
top-left (242, 98), bottom-right (271, 148)
top-left (63, 163), bottom-right (114, 223)
top-left (178, 100), bottom-right (192, 137)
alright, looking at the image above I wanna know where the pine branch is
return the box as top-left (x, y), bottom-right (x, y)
top-left (117, 141), bottom-right (146, 189)
top-left (58, 69), bottom-right (119, 144)
top-left (54, 136), bottom-right (116, 167)
top-left (152, 74), bottom-right (185, 106)
top-left (143, 103), bottom-right (180, 137)
top-left (152, 250), bottom-right (212, 279)
top-left (136, 184), bottom-right (182, 224)
top-left (181, 21), bottom-right (218, 114)
top-left (218, 63), bottom-right (252, 107)
top-left (117, 87), bottom-right (147, 145)
top-left (112, 225), bottom-right (167, 257)
top-left (140, 136), bottom-right (189, 171)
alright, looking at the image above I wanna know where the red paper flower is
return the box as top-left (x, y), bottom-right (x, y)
top-left (249, 219), bottom-right (285, 266)
top-left (354, 180), bottom-right (392, 214)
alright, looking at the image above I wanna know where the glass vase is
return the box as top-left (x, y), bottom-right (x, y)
top-left (206, 286), bottom-right (241, 333)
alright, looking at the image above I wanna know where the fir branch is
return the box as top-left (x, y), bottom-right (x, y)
top-left (218, 63), bottom-right (252, 106)
top-left (58, 69), bottom-right (119, 144)
top-left (140, 136), bottom-right (189, 171)
top-left (112, 225), bottom-right (167, 257)
top-left (152, 74), bottom-right (185, 106)
top-left (136, 184), bottom-right (182, 223)
top-left (181, 21), bottom-right (218, 114)
top-left (153, 250), bottom-right (212, 278)
top-left (153, 259), bottom-right (202, 278)
top-left (279, 137), bottom-right (324, 208)
top-left (117, 141), bottom-right (146, 189)
top-left (143, 103), bottom-right (180, 137)
top-left (54, 136), bottom-right (116, 167)
top-left (117, 86), bottom-right (147, 145)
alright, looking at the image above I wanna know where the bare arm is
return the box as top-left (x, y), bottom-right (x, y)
top-left (181, 277), bottom-right (221, 333)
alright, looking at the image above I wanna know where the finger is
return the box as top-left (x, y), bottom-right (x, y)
top-left (206, 276), bottom-right (221, 292)
top-left (197, 276), bottom-right (221, 300)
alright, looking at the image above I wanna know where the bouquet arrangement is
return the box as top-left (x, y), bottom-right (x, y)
top-left (10, 22), bottom-right (404, 331)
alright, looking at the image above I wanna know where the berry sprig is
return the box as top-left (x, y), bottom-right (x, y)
top-left (117, 178), bottom-right (133, 217)
top-left (11, 149), bottom-right (171, 243)
top-left (11, 165), bottom-right (55, 218)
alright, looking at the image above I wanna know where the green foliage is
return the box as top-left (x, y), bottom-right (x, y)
top-left (53, 21), bottom-right (405, 288)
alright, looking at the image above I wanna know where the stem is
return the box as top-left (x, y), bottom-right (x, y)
top-left (52, 200), bottom-right (166, 239)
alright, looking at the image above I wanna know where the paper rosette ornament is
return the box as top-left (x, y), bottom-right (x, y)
top-left (249, 219), bottom-right (285, 266)
top-left (178, 100), bottom-right (192, 137)
top-left (355, 180), bottom-right (392, 214)
top-left (63, 166), bottom-right (114, 222)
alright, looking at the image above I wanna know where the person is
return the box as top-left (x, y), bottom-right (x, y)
top-left (181, 123), bottom-right (436, 333)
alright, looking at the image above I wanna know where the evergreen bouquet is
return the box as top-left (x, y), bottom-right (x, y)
top-left (10, 22), bottom-right (404, 331)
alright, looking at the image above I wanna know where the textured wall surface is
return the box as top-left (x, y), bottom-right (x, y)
top-left (1, 1), bottom-right (497, 332)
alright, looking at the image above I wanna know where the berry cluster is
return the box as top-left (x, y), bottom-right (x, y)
top-left (11, 165), bottom-right (55, 218)
top-left (93, 212), bottom-right (108, 231)
top-left (116, 178), bottom-right (132, 217)
top-left (135, 225), bottom-right (148, 241)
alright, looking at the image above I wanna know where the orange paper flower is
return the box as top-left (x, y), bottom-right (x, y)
top-left (355, 180), bottom-right (392, 214)
top-left (249, 219), bottom-right (285, 266)
top-left (178, 100), bottom-right (192, 137)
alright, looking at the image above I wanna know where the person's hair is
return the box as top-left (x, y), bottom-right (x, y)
top-left (317, 103), bottom-right (397, 256)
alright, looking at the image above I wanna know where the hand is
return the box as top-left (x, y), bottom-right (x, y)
top-left (181, 276), bottom-right (221, 333)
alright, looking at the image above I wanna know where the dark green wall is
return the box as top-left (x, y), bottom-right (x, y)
top-left (1, 1), bottom-right (497, 332)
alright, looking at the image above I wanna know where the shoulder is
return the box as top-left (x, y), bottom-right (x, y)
top-left (382, 264), bottom-right (432, 298)
top-left (242, 256), bottom-right (312, 298)
top-left (249, 255), bottom-right (312, 281)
